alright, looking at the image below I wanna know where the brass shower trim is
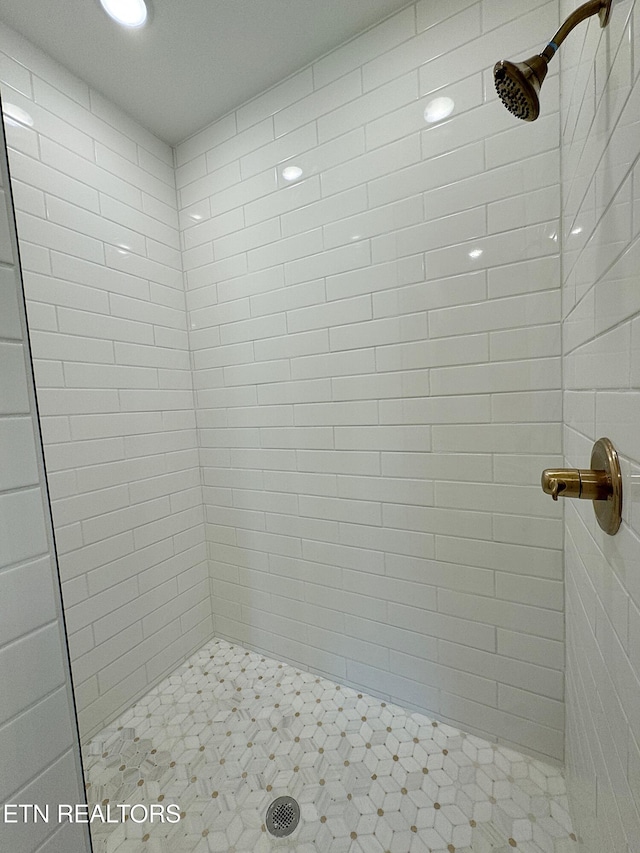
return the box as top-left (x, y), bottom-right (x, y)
top-left (494, 0), bottom-right (613, 121)
top-left (541, 437), bottom-right (622, 535)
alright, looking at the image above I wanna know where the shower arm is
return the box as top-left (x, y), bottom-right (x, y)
top-left (540, 0), bottom-right (611, 63)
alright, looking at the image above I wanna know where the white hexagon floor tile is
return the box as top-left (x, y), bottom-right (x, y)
top-left (83, 638), bottom-right (580, 853)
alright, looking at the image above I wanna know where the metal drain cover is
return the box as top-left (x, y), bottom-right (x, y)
top-left (265, 795), bottom-right (300, 838)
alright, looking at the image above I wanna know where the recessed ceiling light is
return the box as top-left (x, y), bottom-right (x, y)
top-left (282, 165), bottom-right (303, 182)
top-left (424, 96), bottom-right (455, 123)
top-left (2, 103), bottom-right (34, 128)
top-left (99, 0), bottom-right (148, 28)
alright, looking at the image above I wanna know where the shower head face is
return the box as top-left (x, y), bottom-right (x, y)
top-left (494, 57), bottom-right (547, 121)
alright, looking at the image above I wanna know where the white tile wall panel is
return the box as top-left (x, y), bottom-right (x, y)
top-left (0, 103), bottom-right (90, 850)
top-left (0, 23), bottom-right (209, 741)
top-left (172, 0), bottom-right (563, 760)
top-left (561, 3), bottom-right (640, 832)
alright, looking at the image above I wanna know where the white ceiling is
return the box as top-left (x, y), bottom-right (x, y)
top-left (0, 0), bottom-right (413, 146)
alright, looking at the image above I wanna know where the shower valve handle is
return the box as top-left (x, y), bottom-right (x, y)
top-left (541, 468), bottom-right (610, 502)
top-left (540, 438), bottom-right (622, 535)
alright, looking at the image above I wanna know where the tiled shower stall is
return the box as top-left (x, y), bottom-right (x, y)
top-left (0, 0), bottom-right (639, 850)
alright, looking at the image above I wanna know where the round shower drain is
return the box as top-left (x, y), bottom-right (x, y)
top-left (265, 795), bottom-right (300, 838)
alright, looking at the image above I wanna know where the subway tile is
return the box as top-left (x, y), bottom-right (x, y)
top-left (10, 178), bottom-right (47, 218)
top-left (0, 557), bottom-right (58, 646)
top-left (33, 76), bottom-right (136, 162)
top-left (398, 648), bottom-right (498, 707)
top-left (205, 118), bottom-right (274, 173)
top-left (386, 552), bottom-right (493, 596)
top-left (381, 452), bottom-right (492, 483)
top-left (3, 117), bottom-right (39, 158)
top-left (380, 395), bottom-right (490, 425)
top-left (274, 70), bottom-right (362, 137)
top-left (0, 343), bottom-right (30, 415)
top-left (40, 137), bottom-right (141, 208)
top-left (387, 601), bottom-right (495, 651)
top-left (0, 417), bottom-right (39, 492)
top-left (285, 240), bottom-right (371, 286)
top-left (433, 422), bottom-right (561, 454)
top-left (100, 194), bottom-right (179, 251)
top-left (250, 280), bottom-right (326, 318)
top-left (425, 222), bottom-right (559, 282)
top-left (8, 148), bottom-right (100, 212)
top-left (294, 400), bottom-right (378, 427)
top-left (496, 572), bottom-right (564, 611)
top-left (327, 255), bottom-right (424, 302)
top-left (318, 72), bottom-right (418, 144)
top-left (314, 9), bottom-right (415, 89)
top-left (491, 390), bottom-right (562, 423)
top-left (237, 68), bottom-right (313, 131)
top-left (16, 211), bottom-right (104, 264)
top-left (375, 273), bottom-right (485, 321)
top-left (50, 250), bottom-right (149, 299)
top-left (429, 290), bottom-right (560, 338)
top-left (430, 357), bottom-right (561, 396)
top-left (0, 688), bottom-right (75, 804)
top-left (95, 143), bottom-right (174, 207)
top-left (247, 228), bottom-right (322, 272)
top-left (384, 501), bottom-right (493, 540)
top-left (245, 173), bottom-right (321, 227)
top-left (0, 487), bottom-right (48, 570)
top-left (176, 113), bottom-right (236, 168)
top-left (439, 691), bottom-right (563, 759)
top-left (323, 195), bottom-right (423, 250)
top-left (418, 2), bottom-right (558, 97)
top-left (497, 683), bottom-right (564, 731)
top-left (369, 141), bottom-right (484, 208)
top-left (281, 185), bottom-right (368, 238)
top-left (376, 332), bottom-right (489, 372)
top-left (363, 5), bottom-right (482, 92)
top-left (321, 134), bottom-right (420, 197)
top-left (0, 623), bottom-right (67, 722)
top-left (332, 369), bottom-right (430, 402)
top-left (4, 85), bottom-right (94, 160)
top-left (240, 121), bottom-right (318, 180)
top-left (416, 0), bottom-right (478, 31)
top-left (366, 73), bottom-right (483, 151)
top-left (0, 52), bottom-right (32, 98)
top-left (436, 534), bottom-right (562, 579)
top-left (438, 588), bottom-right (563, 640)
top-left (288, 294), bottom-right (372, 334)
top-left (490, 324), bottom-right (561, 362)
top-left (179, 160), bottom-right (241, 210)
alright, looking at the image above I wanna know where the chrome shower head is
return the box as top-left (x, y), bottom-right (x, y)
top-left (494, 55), bottom-right (549, 122)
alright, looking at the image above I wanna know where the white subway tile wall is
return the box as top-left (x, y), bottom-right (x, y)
top-left (0, 110), bottom-right (89, 852)
top-left (176, 0), bottom-right (564, 759)
top-left (0, 22), bottom-right (211, 740)
top-left (561, 0), bottom-right (640, 848)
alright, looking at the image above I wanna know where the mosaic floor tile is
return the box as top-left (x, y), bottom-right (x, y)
top-left (83, 638), bottom-right (579, 853)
